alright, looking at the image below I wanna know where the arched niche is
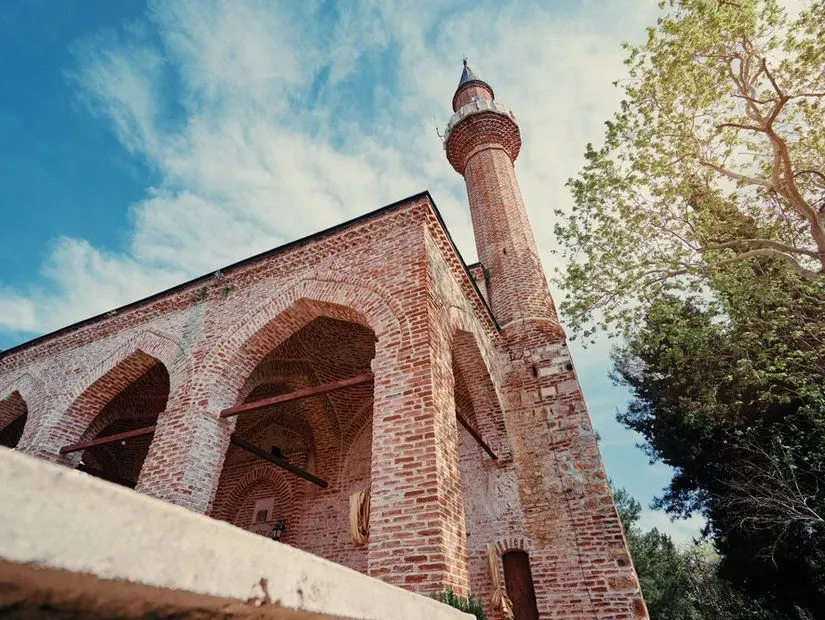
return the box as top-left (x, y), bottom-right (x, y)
top-left (451, 328), bottom-right (510, 615)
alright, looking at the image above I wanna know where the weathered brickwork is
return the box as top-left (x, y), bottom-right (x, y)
top-left (0, 63), bottom-right (646, 619)
top-left (443, 73), bottom-right (647, 618)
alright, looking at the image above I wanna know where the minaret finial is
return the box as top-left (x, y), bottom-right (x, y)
top-left (451, 57), bottom-right (495, 111)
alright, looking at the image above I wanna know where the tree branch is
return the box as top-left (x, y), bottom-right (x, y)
top-left (706, 248), bottom-right (821, 280)
top-left (761, 58), bottom-right (785, 99)
top-left (716, 122), bottom-right (764, 132)
top-left (699, 159), bottom-right (773, 189)
top-left (699, 239), bottom-right (821, 258)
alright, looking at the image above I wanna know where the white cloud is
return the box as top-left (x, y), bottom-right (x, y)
top-left (638, 509), bottom-right (707, 545)
top-left (0, 0), bottom-right (719, 542)
top-left (0, 0), bottom-right (662, 335)
top-left (0, 289), bottom-right (37, 333)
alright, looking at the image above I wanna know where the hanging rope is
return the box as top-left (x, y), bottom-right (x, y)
top-left (349, 490), bottom-right (371, 546)
top-left (486, 543), bottom-right (514, 620)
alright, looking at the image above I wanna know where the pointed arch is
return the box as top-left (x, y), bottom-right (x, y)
top-left (446, 308), bottom-right (508, 457)
top-left (23, 329), bottom-right (183, 457)
top-left (0, 371), bottom-right (45, 405)
top-left (211, 463), bottom-right (293, 526)
top-left (64, 350), bottom-right (163, 435)
top-left (194, 278), bottom-right (403, 413)
top-left (0, 373), bottom-right (46, 449)
top-left (61, 329), bottom-right (184, 412)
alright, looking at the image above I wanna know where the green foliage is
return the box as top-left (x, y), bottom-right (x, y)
top-left (613, 485), bottom-right (775, 620)
top-left (432, 588), bottom-right (487, 620)
top-left (554, 0), bottom-right (825, 337)
top-left (614, 484), bottom-right (699, 619)
top-left (612, 259), bottom-right (825, 616)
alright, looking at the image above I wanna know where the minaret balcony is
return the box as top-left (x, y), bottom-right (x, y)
top-left (443, 99), bottom-right (517, 146)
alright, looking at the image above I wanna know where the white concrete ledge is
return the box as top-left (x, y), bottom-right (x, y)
top-left (0, 448), bottom-right (472, 620)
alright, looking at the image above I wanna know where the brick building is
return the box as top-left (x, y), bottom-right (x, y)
top-left (0, 62), bottom-right (646, 619)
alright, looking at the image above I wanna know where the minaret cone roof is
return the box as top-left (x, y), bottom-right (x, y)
top-left (457, 58), bottom-right (482, 88)
top-left (452, 58), bottom-right (494, 111)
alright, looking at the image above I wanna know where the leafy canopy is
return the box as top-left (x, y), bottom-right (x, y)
top-left (612, 258), bottom-right (825, 615)
top-left (554, 0), bottom-right (825, 337)
top-left (612, 485), bottom-right (772, 619)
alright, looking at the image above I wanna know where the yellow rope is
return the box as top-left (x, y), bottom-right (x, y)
top-left (486, 543), bottom-right (514, 619)
top-left (349, 490), bottom-right (370, 546)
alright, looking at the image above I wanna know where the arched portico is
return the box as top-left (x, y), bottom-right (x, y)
top-left (208, 311), bottom-right (375, 571)
top-left (42, 349), bottom-right (172, 488)
top-left (137, 277), bottom-right (473, 594)
top-left (25, 330), bottom-right (185, 462)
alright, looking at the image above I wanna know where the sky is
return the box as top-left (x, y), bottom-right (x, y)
top-left (0, 0), bottom-right (707, 541)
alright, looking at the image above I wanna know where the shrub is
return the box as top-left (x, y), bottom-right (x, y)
top-left (432, 588), bottom-right (487, 619)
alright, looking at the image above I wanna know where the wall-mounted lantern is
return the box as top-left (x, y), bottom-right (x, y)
top-left (270, 519), bottom-right (286, 542)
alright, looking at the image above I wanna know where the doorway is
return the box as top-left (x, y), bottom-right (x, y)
top-left (502, 550), bottom-right (539, 620)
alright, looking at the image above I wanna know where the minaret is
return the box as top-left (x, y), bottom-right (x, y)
top-left (444, 61), bottom-right (648, 618)
top-left (444, 59), bottom-right (562, 342)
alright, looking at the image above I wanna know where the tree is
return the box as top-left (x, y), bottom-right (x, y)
top-left (613, 487), bottom-right (698, 619)
top-left (554, 0), bottom-right (825, 337)
top-left (612, 485), bottom-right (772, 619)
top-left (612, 258), bottom-right (825, 616)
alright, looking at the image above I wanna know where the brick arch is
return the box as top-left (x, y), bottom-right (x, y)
top-left (449, 325), bottom-right (509, 458)
top-left (234, 384), bottom-right (338, 481)
top-left (445, 307), bottom-right (503, 394)
top-left (0, 371), bottom-right (44, 406)
top-left (237, 405), bottom-right (315, 450)
top-left (237, 358), bottom-right (314, 405)
top-left (79, 363), bottom-right (170, 443)
top-left (70, 330), bottom-right (183, 408)
top-left (235, 360), bottom-right (342, 460)
top-left (195, 278), bottom-right (405, 413)
top-left (212, 463), bottom-right (293, 525)
top-left (339, 414), bottom-right (372, 492)
top-left (492, 536), bottom-right (534, 556)
top-left (0, 373), bottom-right (45, 448)
top-left (34, 345), bottom-right (172, 465)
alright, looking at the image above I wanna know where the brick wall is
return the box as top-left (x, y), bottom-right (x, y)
top-left (0, 186), bottom-right (646, 617)
top-left (0, 197), bottom-right (494, 597)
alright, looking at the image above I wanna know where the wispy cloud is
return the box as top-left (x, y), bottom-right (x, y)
top-left (1, 0), bottom-right (660, 336)
top-left (1, 0), bottom-right (713, 538)
top-left (638, 509), bottom-right (706, 545)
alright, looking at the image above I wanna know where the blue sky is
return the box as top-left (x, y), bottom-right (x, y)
top-left (0, 0), bottom-right (704, 540)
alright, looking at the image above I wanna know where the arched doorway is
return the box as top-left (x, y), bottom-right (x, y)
top-left (502, 550), bottom-right (539, 620)
top-left (0, 391), bottom-right (28, 448)
top-left (210, 313), bottom-right (375, 572)
top-left (60, 351), bottom-right (170, 488)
